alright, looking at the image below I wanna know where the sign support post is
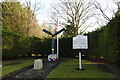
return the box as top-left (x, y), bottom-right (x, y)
top-left (79, 52), bottom-right (82, 69)
top-left (73, 35), bottom-right (88, 70)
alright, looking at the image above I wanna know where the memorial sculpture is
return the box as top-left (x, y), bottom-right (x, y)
top-left (42, 25), bottom-right (70, 62)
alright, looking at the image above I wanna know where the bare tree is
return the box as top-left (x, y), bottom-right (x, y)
top-left (92, 0), bottom-right (119, 27)
top-left (93, 0), bottom-right (111, 21)
top-left (112, 0), bottom-right (120, 8)
top-left (51, 0), bottom-right (94, 36)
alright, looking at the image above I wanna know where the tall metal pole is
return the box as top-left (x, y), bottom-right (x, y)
top-left (57, 34), bottom-right (59, 58)
top-left (56, 18), bottom-right (59, 58)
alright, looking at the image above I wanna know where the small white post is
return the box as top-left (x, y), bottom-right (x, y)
top-left (79, 52), bottom-right (82, 69)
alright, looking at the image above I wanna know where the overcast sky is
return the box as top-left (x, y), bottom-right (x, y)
top-left (1, 0), bottom-right (119, 32)
top-left (33, 0), bottom-right (118, 32)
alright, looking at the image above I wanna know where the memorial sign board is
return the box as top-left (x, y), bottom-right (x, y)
top-left (73, 35), bottom-right (88, 49)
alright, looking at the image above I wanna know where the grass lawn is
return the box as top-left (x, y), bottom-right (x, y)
top-left (2, 58), bottom-right (34, 76)
top-left (47, 58), bottom-right (118, 78)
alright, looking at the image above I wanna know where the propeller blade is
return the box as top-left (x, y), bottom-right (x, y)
top-left (42, 29), bottom-right (53, 36)
top-left (53, 28), bottom-right (65, 37)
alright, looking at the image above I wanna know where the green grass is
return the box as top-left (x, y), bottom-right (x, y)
top-left (2, 58), bottom-right (34, 76)
top-left (47, 58), bottom-right (118, 78)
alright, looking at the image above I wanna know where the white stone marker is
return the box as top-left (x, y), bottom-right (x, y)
top-left (34, 59), bottom-right (43, 70)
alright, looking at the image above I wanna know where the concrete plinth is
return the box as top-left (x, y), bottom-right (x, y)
top-left (34, 59), bottom-right (43, 70)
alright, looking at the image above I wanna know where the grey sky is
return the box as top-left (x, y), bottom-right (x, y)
top-left (27, 0), bottom-right (118, 32)
top-left (1, 0), bottom-right (119, 32)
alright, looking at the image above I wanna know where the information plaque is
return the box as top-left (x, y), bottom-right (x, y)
top-left (73, 35), bottom-right (88, 49)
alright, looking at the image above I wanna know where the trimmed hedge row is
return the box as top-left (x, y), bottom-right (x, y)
top-left (2, 30), bottom-right (80, 59)
top-left (87, 12), bottom-right (120, 65)
top-left (2, 30), bottom-right (32, 59)
top-left (54, 37), bottom-right (88, 57)
top-left (31, 37), bottom-right (51, 57)
top-left (2, 30), bottom-right (52, 59)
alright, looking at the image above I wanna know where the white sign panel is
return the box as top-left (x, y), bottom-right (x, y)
top-left (73, 35), bottom-right (88, 49)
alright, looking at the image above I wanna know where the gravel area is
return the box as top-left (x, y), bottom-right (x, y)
top-left (2, 60), bottom-right (60, 80)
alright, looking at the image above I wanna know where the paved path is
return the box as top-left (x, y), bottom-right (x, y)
top-left (2, 61), bottom-right (59, 80)
top-left (15, 61), bottom-right (59, 79)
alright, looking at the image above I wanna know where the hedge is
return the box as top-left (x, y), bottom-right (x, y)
top-left (2, 11), bottom-right (120, 65)
top-left (87, 11), bottom-right (120, 65)
top-left (2, 30), bottom-right (84, 59)
top-left (2, 30), bottom-right (31, 59)
top-left (2, 30), bottom-right (52, 59)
